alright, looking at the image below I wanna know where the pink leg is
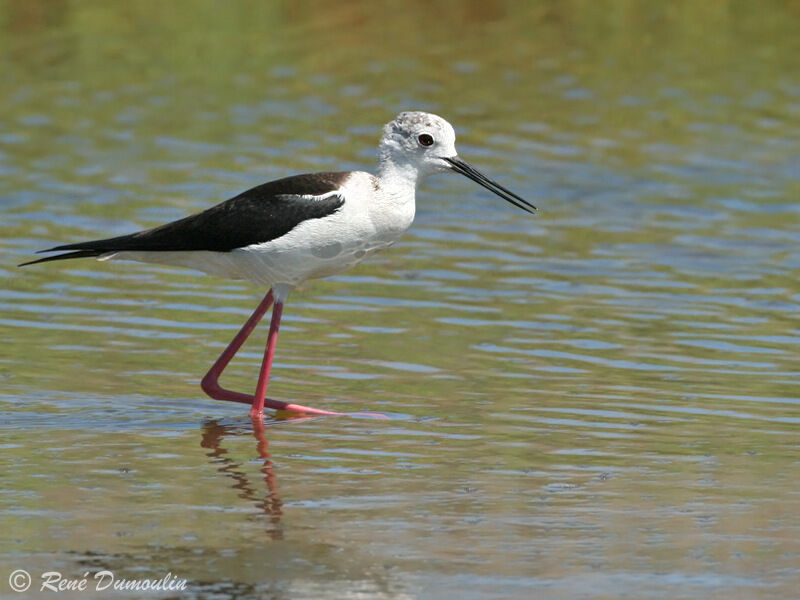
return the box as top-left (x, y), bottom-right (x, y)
top-left (249, 300), bottom-right (284, 418)
top-left (201, 290), bottom-right (274, 405)
top-left (201, 290), bottom-right (339, 418)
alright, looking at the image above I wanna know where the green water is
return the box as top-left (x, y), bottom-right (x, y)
top-left (1, 2), bottom-right (799, 598)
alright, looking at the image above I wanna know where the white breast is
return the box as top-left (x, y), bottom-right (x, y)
top-left (111, 172), bottom-right (416, 292)
top-left (233, 171), bottom-right (416, 287)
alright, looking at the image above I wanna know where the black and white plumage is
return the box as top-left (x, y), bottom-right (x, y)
top-left (21, 111), bottom-right (536, 418)
top-left (22, 172), bottom-right (353, 292)
top-left (26, 172), bottom-right (348, 257)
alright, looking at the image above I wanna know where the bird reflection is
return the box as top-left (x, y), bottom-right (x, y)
top-left (200, 415), bottom-right (309, 538)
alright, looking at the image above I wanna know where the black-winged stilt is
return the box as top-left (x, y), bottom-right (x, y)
top-left (21, 112), bottom-right (536, 419)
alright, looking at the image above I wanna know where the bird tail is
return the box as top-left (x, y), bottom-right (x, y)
top-left (18, 249), bottom-right (103, 267)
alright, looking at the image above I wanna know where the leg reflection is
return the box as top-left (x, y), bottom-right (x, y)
top-left (200, 418), bottom-right (283, 538)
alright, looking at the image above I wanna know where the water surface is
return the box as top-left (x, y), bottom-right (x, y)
top-left (1, 2), bottom-right (799, 598)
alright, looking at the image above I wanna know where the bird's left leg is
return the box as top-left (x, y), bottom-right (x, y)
top-left (249, 300), bottom-right (339, 418)
top-left (249, 299), bottom-right (283, 418)
top-left (201, 290), bottom-right (339, 418)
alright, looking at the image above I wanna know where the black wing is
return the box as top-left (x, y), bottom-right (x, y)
top-left (20, 171), bottom-right (349, 267)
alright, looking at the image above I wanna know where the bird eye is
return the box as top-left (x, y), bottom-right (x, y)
top-left (418, 134), bottom-right (434, 147)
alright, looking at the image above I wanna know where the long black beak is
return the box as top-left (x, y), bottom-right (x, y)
top-left (442, 156), bottom-right (537, 214)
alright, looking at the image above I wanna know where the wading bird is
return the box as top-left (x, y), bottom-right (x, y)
top-left (21, 112), bottom-right (536, 419)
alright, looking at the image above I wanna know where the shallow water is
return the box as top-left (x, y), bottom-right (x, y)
top-left (1, 2), bottom-right (799, 598)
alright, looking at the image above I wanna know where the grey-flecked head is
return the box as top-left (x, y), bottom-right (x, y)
top-left (376, 111), bottom-right (538, 214)
top-left (378, 111), bottom-right (457, 177)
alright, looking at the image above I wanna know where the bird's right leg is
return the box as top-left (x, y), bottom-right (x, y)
top-left (201, 290), bottom-right (275, 405)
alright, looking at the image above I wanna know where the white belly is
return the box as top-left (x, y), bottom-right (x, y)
top-left (231, 221), bottom-right (398, 286)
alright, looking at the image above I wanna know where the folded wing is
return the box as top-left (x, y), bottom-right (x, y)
top-left (20, 172), bottom-right (348, 267)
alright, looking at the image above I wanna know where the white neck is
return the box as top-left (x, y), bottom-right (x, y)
top-left (376, 153), bottom-right (420, 192)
